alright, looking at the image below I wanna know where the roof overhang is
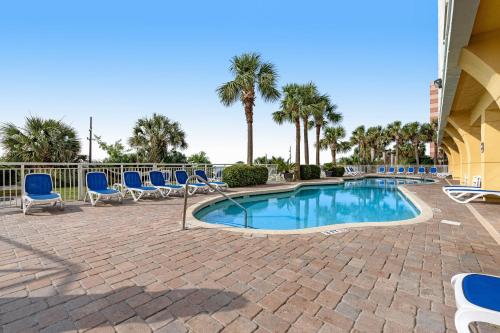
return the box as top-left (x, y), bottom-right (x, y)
top-left (437, 0), bottom-right (480, 143)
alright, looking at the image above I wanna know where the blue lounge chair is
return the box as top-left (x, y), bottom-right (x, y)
top-left (451, 273), bottom-right (500, 332)
top-left (123, 171), bottom-right (161, 202)
top-left (195, 170), bottom-right (228, 191)
top-left (377, 166), bottom-right (385, 174)
top-left (22, 173), bottom-right (64, 214)
top-left (406, 167), bottom-right (415, 174)
top-left (387, 167), bottom-right (395, 175)
top-left (149, 171), bottom-right (184, 197)
top-left (175, 170), bottom-right (209, 195)
top-left (397, 167), bottom-right (405, 175)
top-left (444, 188), bottom-right (500, 204)
top-left (85, 172), bottom-right (123, 206)
top-left (417, 166), bottom-right (425, 175)
top-left (429, 167), bottom-right (438, 176)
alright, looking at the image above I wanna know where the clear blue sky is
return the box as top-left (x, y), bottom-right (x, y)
top-left (0, 0), bottom-right (437, 163)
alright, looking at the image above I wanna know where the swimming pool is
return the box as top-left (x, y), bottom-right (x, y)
top-left (194, 178), bottom-right (428, 230)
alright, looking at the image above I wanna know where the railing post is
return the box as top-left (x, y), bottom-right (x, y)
top-left (77, 164), bottom-right (84, 200)
top-left (120, 164), bottom-right (124, 185)
top-left (20, 164), bottom-right (25, 209)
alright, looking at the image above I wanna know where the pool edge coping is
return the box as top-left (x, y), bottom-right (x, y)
top-left (185, 177), bottom-right (434, 235)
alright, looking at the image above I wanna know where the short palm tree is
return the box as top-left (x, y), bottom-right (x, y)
top-left (319, 126), bottom-right (347, 165)
top-left (272, 84), bottom-right (302, 180)
top-left (129, 113), bottom-right (187, 163)
top-left (386, 121), bottom-right (403, 165)
top-left (402, 121), bottom-right (423, 165)
top-left (350, 126), bottom-right (367, 164)
top-left (0, 116), bottom-right (81, 162)
top-left (310, 94), bottom-right (341, 165)
top-left (217, 53), bottom-right (280, 164)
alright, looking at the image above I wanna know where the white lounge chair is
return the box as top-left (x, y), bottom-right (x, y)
top-left (175, 170), bottom-right (209, 195)
top-left (451, 273), bottom-right (500, 333)
top-left (85, 172), bottom-right (123, 206)
top-left (22, 173), bottom-right (64, 214)
top-left (149, 171), bottom-right (184, 197)
top-left (195, 170), bottom-right (228, 191)
top-left (123, 171), bottom-right (161, 201)
top-left (445, 188), bottom-right (500, 204)
top-left (442, 176), bottom-right (481, 195)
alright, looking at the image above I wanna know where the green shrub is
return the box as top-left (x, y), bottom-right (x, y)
top-left (222, 165), bottom-right (269, 187)
top-left (323, 164), bottom-right (345, 177)
top-left (299, 165), bottom-right (321, 180)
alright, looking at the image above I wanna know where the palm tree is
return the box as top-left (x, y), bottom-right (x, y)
top-left (310, 95), bottom-right (341, 165)
top-left (217, 53), bottom-right (280, 164)
top-left (366, 126), bottom-right (384, 162)
top-left (386, 121), bottom-right (403, 165)
top-left (350, 126), bottom-right (367, 164)
top-left (129, 113), bottom-right (187, 163)
top-left (273, 83), bottom-right (302, 180)
top-left (299, 83), bottom-right (322, 165)
top-left (320, 126), bottom-right (347, 165)
top-left (402, 121), bottom-right (423, 165)
top-left (0, 116), bottom-right (81, 162)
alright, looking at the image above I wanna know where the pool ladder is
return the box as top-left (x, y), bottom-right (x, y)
top-left (181, 175), bottom-right (248, 230)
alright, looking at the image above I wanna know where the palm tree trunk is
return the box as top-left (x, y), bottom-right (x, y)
top-left (244, 101), bottom-right (253, 165)
top-left (315, 125), bottom-right (321, 165)
top-left (395, 142), bottom-right (399, 165)
top-left (331, 143), bottom-right (337, 165)
top-left (433, 142), bottom-right (438, 165)
top-left (295, 118), bottom-right (301, 180)
top-left (414, 142), bottom-right (420, 166)
top-left (302, 116), bottom-right (309, 165)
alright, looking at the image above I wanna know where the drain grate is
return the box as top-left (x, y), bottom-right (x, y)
top-left (321, 229), bottom-right (348, 235)
top-left (440, 219), bottom-right (461, 226)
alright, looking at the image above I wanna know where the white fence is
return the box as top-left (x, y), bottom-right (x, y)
top-left (0, 163), bottom-right (280, 209)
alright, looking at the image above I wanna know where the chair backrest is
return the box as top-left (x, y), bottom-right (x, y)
top-left (430, 167), bottom-right (437, 174)
top-left (408, 167), bottom-right (414, 173)
top-left (388, 167), bottom-right (395, 172)
top-left (123, 171), bottom-right (142, 188)
top-left (175, 170), bottom-right (189, 184)
top-left (195, 170), bottom-right (208, 182)
top-left (418, 167), bottom-right (425, 173)
top-left (25, 173), bottom-right (53, 195)
top-left (86, 172), bottom-right (108, 191)
top-left (149, 171), bottom-right (166, 187)
top-left (472, 175), bottom-right (482, 187)
top-left (378, 166), bottom-right (385, 173)
top-left (398, 167), bottom-right (405, 173)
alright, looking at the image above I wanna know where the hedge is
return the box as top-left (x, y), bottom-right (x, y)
top-left (222, 165), bottom-right (268, 187)
top-left (299, 165), bottom-right (321, 180)
top-left (323, 163), bottom-right (345, 177)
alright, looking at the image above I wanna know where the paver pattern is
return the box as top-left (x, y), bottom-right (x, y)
top-left (1, 180), bottom-right (499, 333)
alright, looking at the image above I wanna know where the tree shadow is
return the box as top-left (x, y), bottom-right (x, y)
top-left (1, 286), bottom-right (248, 332)
top-left (0, 235), bottom-right (249, 332)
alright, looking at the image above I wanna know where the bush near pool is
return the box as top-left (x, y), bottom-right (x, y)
top-left (323, 163), bottom-right (345, 177)
top-left (222, 165), bottom-right (268, 187)
top-left (300, 165), bottom-right (321, 180)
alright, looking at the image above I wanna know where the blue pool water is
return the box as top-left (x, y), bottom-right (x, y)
top-left (194, 178), bottom-right (426, 230)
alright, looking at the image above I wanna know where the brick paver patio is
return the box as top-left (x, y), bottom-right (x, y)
top-left (1, 181), bottom-right (499, 333)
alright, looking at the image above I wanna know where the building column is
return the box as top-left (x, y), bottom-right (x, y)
top-left (481, 108), bottom-right (500, 189)
top-left (442, 137), bottom-right (460, 180)
top-left (444, 126), bottom-right (467, 183)
top-left (448, 115), bottom-right (481, 185)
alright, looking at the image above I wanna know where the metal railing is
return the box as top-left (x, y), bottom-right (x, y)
top-left (0, 162), bottom-right (280, 209)
top-left (181, 175), bottom-right (248, 230)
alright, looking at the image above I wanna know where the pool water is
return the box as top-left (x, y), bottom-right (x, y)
top-left (194, 178), bottom-right (425, 230)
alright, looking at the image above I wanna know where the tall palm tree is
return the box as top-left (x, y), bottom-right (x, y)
top-left (217, 53), bottom-right (280, 164)
top-left (386, 121), bottom-right (403, 165)
top-left (129, 113), bottom-right (187, 163)
top-left (299, 82), bottom-right (323, 165)
top-left (319, 126), bottom-right (346, 165)
top-left (402, 121), bottom-right (423, 165)
top-left (0, 116), bottom-right (81, 162)
top-left (310, 95), bottom-right (341, 165)
top-left (273, 84), bottom-right (302, 180)
top-left (366, 126), bottom-right (383, 162)
top-left (350, 126), bottom-right (367, 164)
